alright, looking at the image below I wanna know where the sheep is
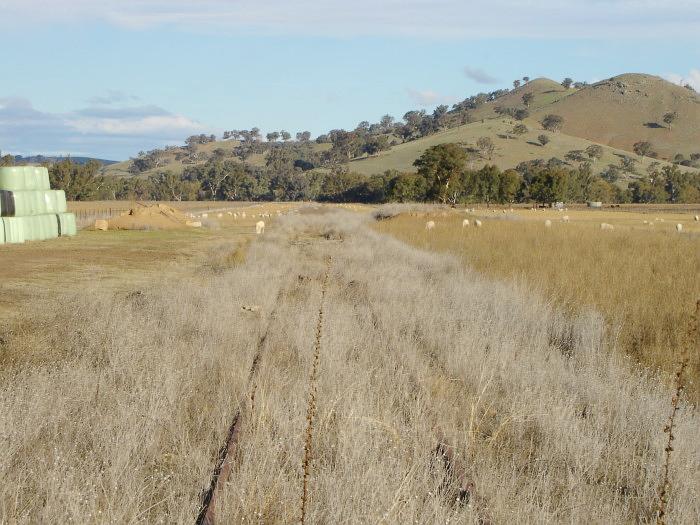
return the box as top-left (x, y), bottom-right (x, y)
top-left (695, 215), bottom-right (699, 222)
top-left (676, 223), bottom-right (683, 233)
top-left (474, 219), bottom-right (483, 228)
top-left (600, 223), bottom-right (614, 231)
top-left (255, 220), bottom-right (265, 235)
top-left (544, 219), bottom-right (552, 228)
top-left (462, 219), bottom-right (470, 227)
top-left (643, 220), bottom-right (648, 225)
top-left (425, 220), bottom-right (436, 231)
top-left (201, 213), bottom-right (208, 218)
top-left (227, 211), bottom-right (233, 216)
top-left (217, 213), bottom-right (223, 218)
top-left (562, 215), bottom-right (570, 223)
top-left (241, 212), bottom-right (246, 218)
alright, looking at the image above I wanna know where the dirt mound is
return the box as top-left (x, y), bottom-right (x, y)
top-left (107, 203), bottom-right (197, 231)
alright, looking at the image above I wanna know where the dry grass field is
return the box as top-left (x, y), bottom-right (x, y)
top-left (375, 205), bottom-right (700, 401)
top-left (1, 204), bottom-right (699, 523)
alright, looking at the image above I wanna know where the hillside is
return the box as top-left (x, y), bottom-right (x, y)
top-left (531, 74), bottom-right (700, 160)
top-left (469, 77), bottom-right (575, 121)
top-left (103, 139), bottom-right (332, 178)
top-left (347, 117), bottom-right (690, 179)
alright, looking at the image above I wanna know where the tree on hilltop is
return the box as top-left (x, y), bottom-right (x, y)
top-left (561, 78), bottom-right (573, 89)
top-left (266, 131), bottom-right (280, 142)
top-left (513, 79), bottom-right (521, 89)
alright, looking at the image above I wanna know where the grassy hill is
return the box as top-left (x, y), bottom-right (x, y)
top-left (469, 77), bottom-right (574, 121)
top-left (104, 139), bottom-right (331, 178)
top-left (530, 74), bottom-right (700, 160)
top-left (103, 73), bottom-right (698, 182)
top-left (347, 117), bottom-right (689, 179)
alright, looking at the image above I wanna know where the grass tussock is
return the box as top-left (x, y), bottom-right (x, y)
top-left (1, 209), bottom-right (698, 523)
top-left (375, 212), bottom-right (700, 401)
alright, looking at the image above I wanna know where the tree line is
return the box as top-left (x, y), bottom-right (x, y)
top-left (36, 144), bottom-right (700, 205)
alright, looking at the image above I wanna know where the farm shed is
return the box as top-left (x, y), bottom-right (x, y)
top-left (0, 167), bottom-right (77, 244)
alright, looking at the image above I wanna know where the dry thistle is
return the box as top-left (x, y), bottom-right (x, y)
top-left (656, 300), bottom-right (699, 524)
top-left (300, 256), bottom-right (332, 525)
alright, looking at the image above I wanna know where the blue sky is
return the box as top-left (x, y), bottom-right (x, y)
top-left (1, 0), bottom-right (699, 160)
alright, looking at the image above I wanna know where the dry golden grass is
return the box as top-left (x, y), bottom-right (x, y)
top-left (375, 208), bottom-right (700, 401)
top-left (1, 207), bottom-right (698, 523)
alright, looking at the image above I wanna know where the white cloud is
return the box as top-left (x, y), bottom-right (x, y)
top-left (406, 89), bottom-right (459, 107)
top-left (1, 0), bottom-right (699, 38)
top-left (463, 67), bottom-right (499, 85)
top-left (663, 69), bottom-right (700, 91)
top-left (0, 96), bottom-right (205, 159)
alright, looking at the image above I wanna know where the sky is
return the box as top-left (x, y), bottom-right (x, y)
top-left (1, 0), bottom-right (699, 160)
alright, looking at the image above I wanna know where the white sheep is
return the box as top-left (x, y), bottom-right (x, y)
top-left (562, 215), bottom-right (570, 223)
top-left (694, 215), bottom-right (699, 222)
top-left (241, 212), bottom-right (246, 218)
top-left (425, 220), bottom-right (436, 231)
top-left (255, 220), bottom-right (265, 235)
top-left (201, 213), bottom-right (208, 218)
top-left (643, 220), bottom-right (648, 225)
top-left (544, 219), bottom-right (552, 228)
top-left (217, 213), bottom-right (223, 218)
top-left (474, 219), bottom-right (482, 228)
top-left (676, 223), bottom-right (683, 233)
top-left (462, 219), bottom-right (470, 227)
top-left (600, 223), bottom-right (614, 231)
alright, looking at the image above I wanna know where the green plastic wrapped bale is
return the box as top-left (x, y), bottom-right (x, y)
top-left (1, 217), bottom-right (26, 244)
top-left (0, 190), bottom-right (68, 216)
top-left (56, 213), bottom-right (77, 236)
top-left (0, 166), bottom-right (51, 191)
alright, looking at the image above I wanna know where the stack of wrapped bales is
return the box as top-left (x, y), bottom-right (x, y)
top-left (0, 166), bottom-right (77, 244)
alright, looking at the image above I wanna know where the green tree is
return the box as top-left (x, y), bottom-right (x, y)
top-left (538, 134), bottom-right (550, 147)
top-left (561, 78), bottom-right (573, 89)
top-left (522, 92), bottom-right (534, 107)
top-left (413, 143), bottom-right (468, 204)
top-left (466, 164), bottom-right (501, 206)
top-left (386, 171), bottom-right (427, 202)
top-left (49, 159), bottom-right (103, 200)
top-left (266, 131), bottom-right (280, 142)
top-left (663, 111), bottom-right (678, 131)
top-left (280, 130), bottom-right (291, 141)
top-left (498, 169), bottom-right (522, 203)
top-left (149, 172), bottom-right (198, 201)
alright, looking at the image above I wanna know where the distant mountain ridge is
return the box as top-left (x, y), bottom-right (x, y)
top-left (13, 155), bottom-right (118, 166)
